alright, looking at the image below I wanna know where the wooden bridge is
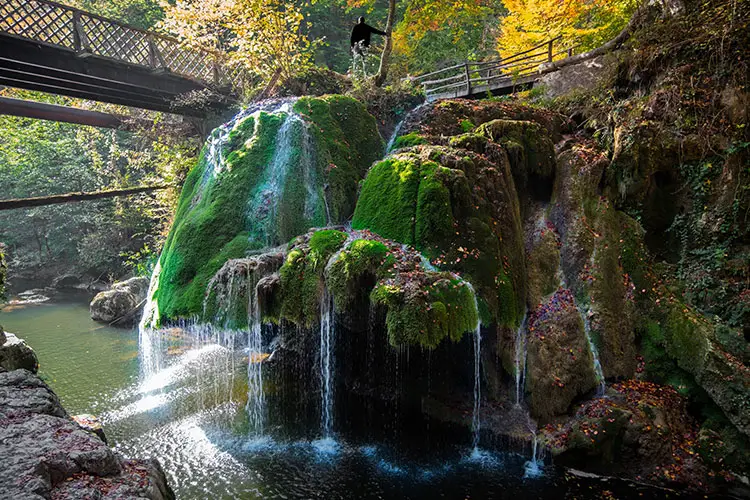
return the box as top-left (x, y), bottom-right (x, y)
top-left (0, 0), bottom-right (243, 116)
top-left (413, 37), bottom-right (573, 100)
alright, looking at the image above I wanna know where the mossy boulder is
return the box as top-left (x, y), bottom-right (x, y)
top-left (525, 288), bottom-right (597, 421)
top-left (352, 145), bottom-right (526, 331)
top-left (150, 96), bottom-right (383, 322)
top-left (272, 228), bottom-right (480, 349)
top-left (475, 119), bottom-right (556, 206)
top-left (551, 144), bottom-right (641, 380)
top-left (397, 99), bottom-right (564, 143)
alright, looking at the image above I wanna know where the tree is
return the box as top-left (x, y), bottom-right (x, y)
top-left (497, 0), bottom-right (638, 59)
top-left (160, 0), bottom-right (316, 81)
top-left (374, 0), bottom-right (396, 86)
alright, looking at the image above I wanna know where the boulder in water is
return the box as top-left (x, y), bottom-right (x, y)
top-left (52, 274), bottom-right (82, 289)
top-left (0, 329), bottom-right (39, 373)
top-left (90, 276), bottom-right (150, 326)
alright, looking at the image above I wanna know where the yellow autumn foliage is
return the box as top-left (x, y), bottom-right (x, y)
top-left (159, 0), bottom-right (315, 80)
top-left (497, 0), bottom-right (638, 59)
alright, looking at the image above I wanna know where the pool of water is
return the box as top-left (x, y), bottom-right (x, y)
top-left (1, 292), bottom-right (677, 499)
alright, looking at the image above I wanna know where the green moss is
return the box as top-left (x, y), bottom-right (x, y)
top-left (156, 112), bottom-right (283, 320)
top-left (415, 163), bottom-right (454, 249)
top-left (293, 95), bottom-right (384, 223)
top-left (278, 229), bottom-right (348, 326)
top-left (476, 119), bottom-right (555, 182)
top-left (372, 276), bottom-right (478, 349)
top-left (309, 229), bottom-right (348, 265)
top-left (327, 239), bottom-right (389, 310)
top-left (154, 96), bottom-right (382, 322)
top-left (460, 119), bottom-right (476, 133)
top-left (353, 146), bottom-right (526, 331)
top-left (352, 156), bottom-right (421, 244)
top-left (393, 132), bottom-right (428, 149)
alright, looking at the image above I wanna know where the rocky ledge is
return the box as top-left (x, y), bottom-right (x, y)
top-left (0, 328), bottom-right (39, 373)
top-left (0, 367), bottom-right (174, 499)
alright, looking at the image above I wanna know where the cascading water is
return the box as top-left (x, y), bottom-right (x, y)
top-left (138, 261), bottom-right (162, 379)
top-left (468, 286), bottom-right (482, 450)
top-left (514, 312), bottom-right (528, 405)
top-left (248, 105), bottom-right (322, 245)
top-left (319, 287), bottom-right (335, 438)
top-left (247, 283), bottom-right (265, 433)
top-left (384, 102), bottom-right (429, 154)
top-left (523, 434), bottom-right (544, 478)
top-left (577, 303), bottom-right (606, 397)
top-left (472, 317), bottom-right (482, 450)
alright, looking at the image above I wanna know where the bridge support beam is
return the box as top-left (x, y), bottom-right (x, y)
top-left (0, 96), bottom-right (124, 128)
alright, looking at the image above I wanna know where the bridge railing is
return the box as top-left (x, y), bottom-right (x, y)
top-left (413, 37), bottom-right (574, 100)
top-left (0, 0), bottom-right (243, 90)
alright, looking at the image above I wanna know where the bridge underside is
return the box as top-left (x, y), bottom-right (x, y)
top-left (0, 35), bottom-right (233, 116)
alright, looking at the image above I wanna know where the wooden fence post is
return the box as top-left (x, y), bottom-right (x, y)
top-left (72, 11), bottom-right (90, 55)
top-left (464, 61), bottom-right (471, 96)
top-left (213, 55), bottom-right (221, 86)
top-left (547, 40), bottom-right (553, 62)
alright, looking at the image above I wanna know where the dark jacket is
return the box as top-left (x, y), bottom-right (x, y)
top-left (350, 22), bottom-right (386, 47)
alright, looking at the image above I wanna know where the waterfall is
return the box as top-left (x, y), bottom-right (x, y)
top-left (138, 260), bottom-right (162, 379)
top-left (468, 286), bottom-right (482, 450)
top-left (523, 434), bottom-right (544, 478)
top-left (471, 317), bottom-right (482, 450)
top-left (247, 283), bottom-right (265, 433)
top-left (577, 304), bottom-right (606, 397)
top-left (384, 102), bottom-right (429, 154)
top-left (248, 107), bottom-right (322, 245)
top-left (514, 312), bottom-right (528, 405)
top-left (319, 287), bottom-right (335, 437)
top-left (385, 119), bottom-right (405, 154)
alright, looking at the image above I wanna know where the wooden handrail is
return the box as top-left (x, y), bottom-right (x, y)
top-left (417, 35), bottom-right (568, 100)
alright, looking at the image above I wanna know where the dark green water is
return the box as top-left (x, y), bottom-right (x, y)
top-left (1, 291), bottom-right (684, 499)
top-left (0, 292), bottom-right (139, 414)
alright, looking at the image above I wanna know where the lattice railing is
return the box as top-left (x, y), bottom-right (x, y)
top-left (0, 0), bottom-right (241, 90)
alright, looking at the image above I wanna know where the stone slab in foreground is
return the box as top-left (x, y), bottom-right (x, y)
top-left (0, 368), bottom-right (174, 500)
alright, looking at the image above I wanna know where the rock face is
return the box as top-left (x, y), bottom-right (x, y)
top-left (541, 381), bottom-right (707, 488)
top-left (0, 329), bottom-right (39, 372)
top-left (0, 368), bottom-right (174, 500)
top-left (90, 276), bottom-right (150, 325)
top-left (525, 289), bottom-right (597, 421)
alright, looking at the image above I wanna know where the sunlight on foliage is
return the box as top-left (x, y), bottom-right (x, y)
top-left (497, 0), bottom-right (637, 59)
top-left (159, 0), bottom-right (317, 80)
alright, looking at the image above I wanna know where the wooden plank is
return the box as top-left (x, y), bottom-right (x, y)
top-left (0, 185), bottom-right (171, 211)
top-left (412, 62), bottom-right (465, 82)
top-left (421, 73), bottom-right (465, 86)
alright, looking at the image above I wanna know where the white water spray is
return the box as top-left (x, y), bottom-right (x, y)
top-left (319, 287), bottom-right (335, 437)
top-left (514, 312), bottom-right (529, 405)
top-left (577, 304), bottom-right (606, 397)
top-left (468, 285), bottom-right (482, 450)
top-left (247, 283), bottom-right (265, 433)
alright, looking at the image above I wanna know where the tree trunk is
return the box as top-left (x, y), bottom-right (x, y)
top-left (0, 185), bottom-right (170, 211)
top-left (374, 0), bottom-right (396, 87)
